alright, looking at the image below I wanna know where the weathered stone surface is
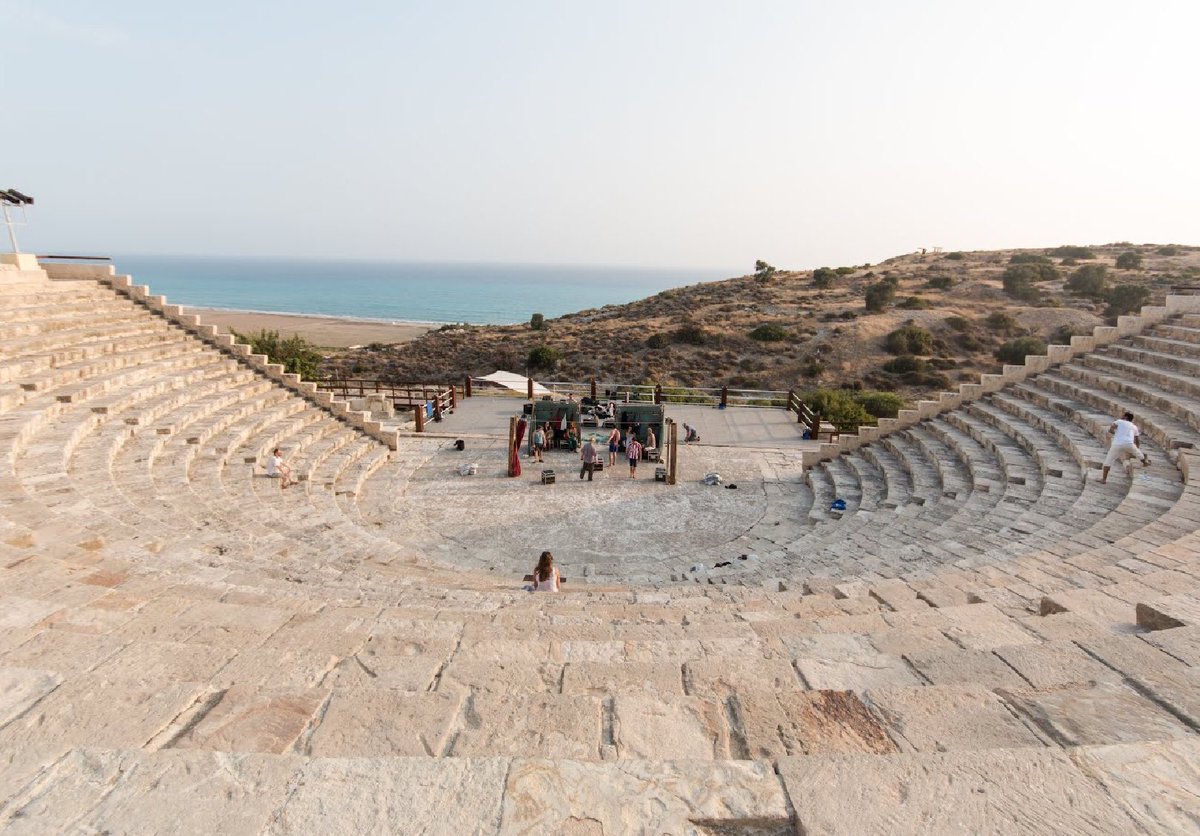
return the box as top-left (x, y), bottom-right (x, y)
top-left (0, 666), bottom-right (61, 727)
top-left (0, 630), bottom-right (128, 678)
top-left (90, 640), bottom-right (237, 684)
top-left (563, 662), bottom-right (684, 696)
top-left (439, 659), bottom-right (562, 694)
top-left (903, 647), bottom-right (1027, 689)
top-left (1127, 666), bottom-right (1200, 728)
top-left (269, 756), bottom-right (508, 834)
top-left (867, 626), bottom-right (956, 656)
top-left (321, 650), bottom-right (446, 692)
top-left (1000, 681), bottom-right (1193, 747)
top-left (613, 695), bottom-right (728, 760)
top-left (1072, 740), bottom-right (1200, 834)
top-left (0, 678), bottom-right (204, 749)
top-left (0, 596), bottom-right (63, 629)
top-left (1136, 594), bottom-right (1200, 630)
top-left (994, 641), bottom-right (1120, 689)
top-left (731, 689), bottom-right (897, 757)
top-left (865, 685), bottom-right (1045, 752)
top-left (786, 634), bottom-right (920, 691)
top-left (210, 648), bottom-right (340, 690)
top-left (1040, 589), bottom-right (1135, 629)
top-left (1073, 633), bottom-right (1189, 679)
top-left (682, 656), bottom-right (799, 699)
top-left (1017, 611), bottom-right (1111, 642)
top-left (778, 748), bottom-right (1140, 835)
top-left (1141, 625), bottom-right (1200, 666)
top-left (0, 743), bottom-right (67, 807)
top-left (448, 694), bottom-right (600, 759)
top-left (171, 685), bottom-right (327, 754)
top-left (500, 758), bottom-right (791, 835)
top-left (306, 690), bottom-right (462, 757)
top-left (42, 749), bottom-right (300, 835)
top-left (939, 610), bottom-right (1038, 651)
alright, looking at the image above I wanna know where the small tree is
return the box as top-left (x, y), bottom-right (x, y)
top-left (527, 345), bottom-right (561, 370)
top-left (232, 329), bottom-right (324, 379)
top-left (1115, 250), bottom-right (1143, 270)
top-left (748, 323), bottom-right (788, 342)
top-left (884, 325), bottom-right (934, 355)
top-left (1048, 245), bottom-right (1097, 259)
top-left (995, 337), bottom-right (1047, 364)
top-left (1104, 284), bottom-right (1151, 318)
top-left (1065, 264), bottom-right (1108, 298)
top-left (529, 312), bottom-right (545, 330)
top-left (864, 281), bottom-right (896, 313)
top-left (754, 260), bottom-right (776, 281)
top-left (1009, 253), bottom-right (1054, 265)
top-left (812, 267), bottom-right (837, 289)
top-left (1001, 264), bottom-right (1048, 301)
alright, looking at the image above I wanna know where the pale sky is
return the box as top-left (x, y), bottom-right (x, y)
top-left (4, 0), bottom-right (1197, 270)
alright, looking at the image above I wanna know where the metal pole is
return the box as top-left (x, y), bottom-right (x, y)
top-left (2, 203), bottom-right (19, 253)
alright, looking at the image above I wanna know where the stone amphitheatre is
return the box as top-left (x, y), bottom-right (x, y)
top-left (2, 252), bottom-right (1200, 834)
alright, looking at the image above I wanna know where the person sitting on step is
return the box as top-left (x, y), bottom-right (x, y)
top-left (266, 447), bottom-right (294, 488)
top-left (531, 550), bottom-right (561, 592)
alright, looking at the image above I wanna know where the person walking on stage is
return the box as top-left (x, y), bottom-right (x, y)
top-left (579, 436), bottom-right (598, 481)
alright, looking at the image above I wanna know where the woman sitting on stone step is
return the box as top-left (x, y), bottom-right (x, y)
top-left (531, 550), bottom-right (560, 592)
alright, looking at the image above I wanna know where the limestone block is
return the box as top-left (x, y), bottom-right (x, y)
top-left (1126, 667), bottom-right (1200, 729)
top-left (89, 640), bottom-right (237, 684)
top-left (447, 694), bottom-right (601, 759)
top-left (786, 634), bottom-right (921, 691)
top-left (613, 694), bottom-right (729, 759)
top-left (563, 662), bottom-right (684, 696)
top-left (682, 656), bottom-right (800, 699)
top-left (1141, 625), bottom-right (1200, 666)
top-left (171, 685), bottom-right (328, 754)
top-left (1136, 593), bottom-right (1200, 630)
top-left (0, 630), bottom-right (129, 678)
top-left (439, 659), bottom-right (563, 694)
top-left (1074, 633), bottom-right (1190, 680)
top-left (306, 689), bottom-right (462, 757)
top-left (0, 666), bottom-right (61, 727)
top-left (0, 677), bottom-right (206, 749)
top-left (867, 627), bottom-right (957, 656)
top-left (270, 756), bottom-right (508, 834)
top-left (499, 758), bottom-right (790, 834)
top-left (321, 646), bottom-right (450, 692)
top-left (993, 640), bottom-right (1121, 689)
top-left (903, 647), bottom-right (1028, 689)
top-left (999, 680), bottom-right (1192, 747)
top-left (0, 595), bottom-right (64, 629)
top-left (210, 648), bottom-right (341, 690)
top-left (937, 610), bottom-right (1038, 651)
top-left (778, 748), bottom-right (1137, 835)
top-left (1072, 739), bottom-right (1200, 833)
top-left (731, 688), bottom-right (896, 757)
top-left (46, 749), bottom-right (301, 835)
top-left (0, 744), bottom-right (70, 815)
top-left (865, 685), bottom-right (1045, 752)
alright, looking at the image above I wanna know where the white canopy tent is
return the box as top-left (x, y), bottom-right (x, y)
top-left (474, 370), bottom-right (552, 398)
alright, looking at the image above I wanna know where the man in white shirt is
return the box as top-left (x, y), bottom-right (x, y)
top-left (266, 446), bottom-right (294, 488)
top-left (1101, 411), bottom-right (1150, 484)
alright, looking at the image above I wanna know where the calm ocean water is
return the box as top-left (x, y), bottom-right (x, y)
top-left (113, 255), bottom-right (733, 325)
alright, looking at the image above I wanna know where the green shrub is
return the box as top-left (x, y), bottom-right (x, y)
top-left (673, 323), bottom-right (709, 345)
top-left (800, 356), bottom-right (824, 377)
top-left (1060, 257), bottom-right (1079, 267)
top-left (232, 329), bottom-right (324, 380)
top-left (1104, 284), bottom-right (1151, 318)
top-left (749, 323), bottom-right (788, 342)
top-left (527, 345), bottom-right (561, 370)
top-left (855, 391), bottom-right (905, 419)
top-left (1066, 264), bottom-right (1109, 298)
top-left (943, 251), bottom-right (966, 261)
top-left (646, 333), bottom-right (670, 349)
top-left (801, 389), bottom-right (872, 432)
top-left (1009, 253), bottom-right (1054, 266)
top-left (754, 260), bottom-right (776, 281)
top-left (883, 355), bottom-right (924, 374)
top-left (835, 266), bottom-right (856, 276)
top-left (957, 333), bottom-right (982, 351)
top-left (985, 312), bottom-right (1022, 335)
top-left (529, 312), bottom-right (545, 330)
top-left (995, 337), bottom-right (1047, 364)
top-left (899, 296), bottom-right (929, 309)
top-left (1115, 251), bottom-right (1143, 270)
top-left (1048, 245), bottom-right (1097, 259)
top-left (1157, 245), bottom-right (1180, 256)
top-left (944, 315), bottom-right (971, 332)
top-left (864, 281), bottom-right (897, 313)
top-left (926, 274), bottom-right (954, 290)
top-left (884, 325), bottom-right (933, 355)
top-left (812, 267), bottom-right (837, 289)
top-left (1001, 265), bottom-right (1044, 301)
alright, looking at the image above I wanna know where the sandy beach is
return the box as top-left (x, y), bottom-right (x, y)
top-left (186, 308), bottom-right (435, 349)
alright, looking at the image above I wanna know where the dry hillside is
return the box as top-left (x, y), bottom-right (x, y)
top-left (324, 243), bottom-right (1199, 403)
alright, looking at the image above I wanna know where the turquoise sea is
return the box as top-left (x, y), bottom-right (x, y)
top-left (113, 255), bottom-right (734, 326)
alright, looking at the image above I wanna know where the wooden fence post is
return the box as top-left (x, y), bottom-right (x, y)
top-left (464, 376), bottom-right (472, 398)
top-left (667, 419), bottom-right (678, 485)
top-left (414, 404), bottom-right (425, 433)
top-left (810, 411), bottom-right (820, 438)
top-left (654, 384), bottom-right (663, 404)
top-left (590, 378), bottom-right (597, 400)
top-left (527, 377), bottom-right (534, 400)
top-left (720, 386), bottom-right (728, 408)
top-left (450, 384), bottom-right (457, 410)
top-left (508, 416), bottom-right (517, 477)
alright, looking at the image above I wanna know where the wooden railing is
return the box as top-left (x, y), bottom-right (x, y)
top-left (316, 378), bottom-right (456, 432)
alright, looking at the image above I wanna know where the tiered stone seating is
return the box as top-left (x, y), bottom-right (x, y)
top-left (2, 259), bottom-right (1200, 832)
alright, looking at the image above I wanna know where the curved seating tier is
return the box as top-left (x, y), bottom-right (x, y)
top-left (2, 264), bottom-right (1199, 832)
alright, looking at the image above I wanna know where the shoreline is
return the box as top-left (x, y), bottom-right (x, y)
top-left (186, 307), bottom-right (437, 349)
